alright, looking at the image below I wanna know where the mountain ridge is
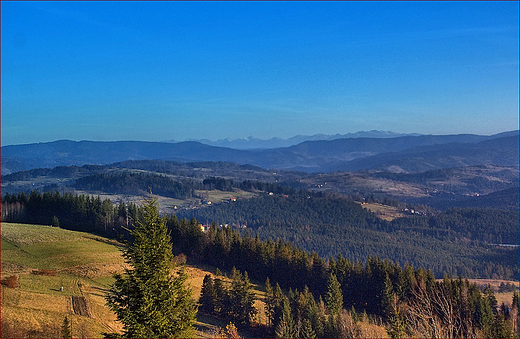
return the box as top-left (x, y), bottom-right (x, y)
top-left (182, 130), bottom-right (424, 149)
top-left (2, 131), bottom-right (518, 175)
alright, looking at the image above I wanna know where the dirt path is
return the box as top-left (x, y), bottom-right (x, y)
top-left (72, 296), bottom-right (90, 317)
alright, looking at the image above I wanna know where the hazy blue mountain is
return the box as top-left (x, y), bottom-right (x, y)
top-left (2, 131), bottom-right (517, 174)
top-left (184, 130), bottom-right (423, 149)
top-left (332, 135), bottom-right (519, 173)
top-left (1, 140), bottom-right (252, 174)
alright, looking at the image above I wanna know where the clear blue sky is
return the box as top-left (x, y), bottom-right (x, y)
top-left (1, 1), bottom-right (518, 146)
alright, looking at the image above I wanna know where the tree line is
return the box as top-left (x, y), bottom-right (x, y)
top-left (2, 190), bottom-right (518, 281)
top-left (198, 264), bottom-right (519, 338)
top-left (199, 268), bottom-right (257, 327)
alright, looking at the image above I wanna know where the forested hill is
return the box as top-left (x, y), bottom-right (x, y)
top-left (74, 172), bottom-right (195, 199)
top-left (175, 194), bottom-right (519, 280)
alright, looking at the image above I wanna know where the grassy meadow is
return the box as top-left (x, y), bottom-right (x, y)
top-left (1, 222), bottom-right (127, 338)
top-left (359, 202), bottom-right (406, 221)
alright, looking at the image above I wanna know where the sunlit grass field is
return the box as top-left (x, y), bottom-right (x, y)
top-left (1, 222), bottom-right (127, 337)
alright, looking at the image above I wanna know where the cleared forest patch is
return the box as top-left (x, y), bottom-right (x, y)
top-left (359, 202), bottom-right (406, 221)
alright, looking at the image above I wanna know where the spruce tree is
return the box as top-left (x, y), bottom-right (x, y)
top-left (265, 277), bottom-right (274, 326)
top-left (384, 274), bottom-right (406, 338)
top-left (52, 215), bottom-right (60, 228)
top-left (214, 277), bottom-right (229, 318)
top-left (106, 192), bottom-right (197, 338)
top-left (477, 297), bottom-right (494, 337)
top-left (300, 318), bottom-right (316, 339)
top-left (199, 274), bottom-right (216, 315)
top-left (229, 270), bottom-right (257, 325)
top-left (275, 297), bottom-right (296, 338)
top-left (325, 273), bottom-right (343, 316)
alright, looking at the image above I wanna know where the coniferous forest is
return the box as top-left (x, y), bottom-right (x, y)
top-left (1, 188), bottom-right (519, 337)
top-left (1, 189), bottom-right (518, 282)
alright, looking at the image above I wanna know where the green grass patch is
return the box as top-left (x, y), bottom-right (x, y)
top-left (1, 237), bottom-right (18, 251)
top-left (1, 223), bottom-right (85, 245)
top-left (1, 223), bottom-right (122, 271)
top-left (18, 274), bottom-right (79, 296)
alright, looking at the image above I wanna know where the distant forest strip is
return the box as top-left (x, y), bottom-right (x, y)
top-left (73, 172), bottom-right (299, 197)
top-left (1, 191), bottom-right (518, 281)
top-left (0, 160), bottom-right (272, 182)
top-left (74, 172), bottom-right (196, 199)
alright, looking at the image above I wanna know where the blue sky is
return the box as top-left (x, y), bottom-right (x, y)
top-left (1, 1), bottom-right (518, 146)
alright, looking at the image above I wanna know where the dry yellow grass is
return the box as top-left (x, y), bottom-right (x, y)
top-left (60, 262), bottom-right (129, 280)
top-left (467, 279), bottom-right (519, 307)
top-left (359, 202), bottom-right (406, 221)
top-left (1, 223), bottom-right (127, 337)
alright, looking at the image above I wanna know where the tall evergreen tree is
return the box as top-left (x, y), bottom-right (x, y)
top-left (229, 270), bottom-right (257, 325)
top-left (199, 274), bottom-right (216, 315)
top-left (265, 277), bottom-right (274, 326)
top-left (477, 297), bottom-right (494, 338)
top-left (214, 277), bottom-right (228, 317)
top-left (383, 273), bottom-right (406, 338)
top-left (325, 273), bottom-right (343, 316)
top-left (105, 192), bottom-right (197, 338)
top-left (275, 297), bottom-right (296, 338)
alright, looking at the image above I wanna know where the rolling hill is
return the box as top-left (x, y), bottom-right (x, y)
top-left (1, 222), bottom-right (126, 338)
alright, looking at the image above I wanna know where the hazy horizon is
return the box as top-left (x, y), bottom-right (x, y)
top-left (2, 129), bottom-right (519, 148)
top-left (2, 1), bottom-right (518, 146)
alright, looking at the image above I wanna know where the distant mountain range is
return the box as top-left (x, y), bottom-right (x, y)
top-left (2, 131), bottom-right (518, 175)
top-left (182, 130), bottom-right (423, 149)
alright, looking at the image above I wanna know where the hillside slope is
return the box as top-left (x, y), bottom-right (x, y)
top-left (1, 223), bottom-right (126, 338)
top-left (0, 223), bottom-right (234, 338)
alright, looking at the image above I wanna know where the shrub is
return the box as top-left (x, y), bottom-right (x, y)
top-left (31, 269), bottom-right (57, 276)
top-left (2, 275), bottom-right (19, 288)
top-left (216, 323), bottom-right (240, 338)
top-left (172, 253), bottom-right (187, 265)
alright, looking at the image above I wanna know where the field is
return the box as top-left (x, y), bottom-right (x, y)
top-left (1, 222), bottom-right (127, 338)
top-left (0, 222), bottom-right (267, 338)
top-left (467, 279), bottom-right (520, 307)
top-left (302, 171), bottom-right (429, 198)
top-left (359, 202), bottom-right (406, 221)
top-left (195, 188), bottom-right (257, 204)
